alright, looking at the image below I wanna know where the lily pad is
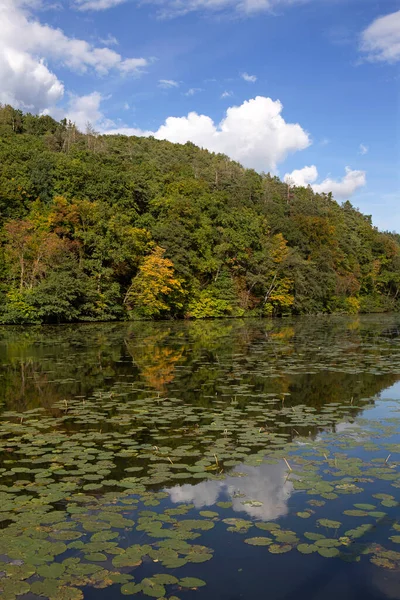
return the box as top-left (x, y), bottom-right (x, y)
top-left (317, 519), bottom-right (341, 529)
top-left (179, 577), bottom-right (206, 588)
top-left (268, 544), bottom-right (292, 554)
top-left (297, 543), bottom-right (316, 554)
top-left (244, 537), bottom-right (272, 546)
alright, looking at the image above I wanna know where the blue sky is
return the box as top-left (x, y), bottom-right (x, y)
top-left (1, 0), bottom-right (399, 231)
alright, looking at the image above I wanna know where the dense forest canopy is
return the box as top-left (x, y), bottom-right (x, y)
top-left (0, 104), bottom-right (399, 324)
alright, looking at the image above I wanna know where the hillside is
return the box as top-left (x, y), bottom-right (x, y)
top-left (0, 104), bottom-right (399, 323)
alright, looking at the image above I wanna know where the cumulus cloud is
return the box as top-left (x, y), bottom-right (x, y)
top-left (284, 165), bottom-right (366, 199)
top-left (360, 10), bottom-right (400, 63)
top-left (74, 0), bottom-right (309, 17)
top-left (284, 165), bottom-right (318, 187)
top-left (44, 91), bottom-right (115, 131)
top-left (152, 96), bottom-right (310, 171)
top-left (241, 72), bottom-right (257, 82)
top-left (313, 167), bottom-right (366, 199)
top-left (158, 79), bottom-right (179, 88)
top-left (1, 1), bottom-right (147, 74)
top-left (0, 48), bottom-right (64, 111)
top-left (0, 0), bottom-right (147, 113)
top-left (65, 92), bottom-right (105, 131)
top-left (221, 90), bottom-right (233, 98)
top-left (359, 143), bottom-right (369, 155)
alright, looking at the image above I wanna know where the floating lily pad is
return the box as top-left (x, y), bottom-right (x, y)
top-left (244, 537), bottom-right (272, 546)
top-left (343, 510), bottom-right (368, 517)
top-left (216, 502), bottom-right (232, 509)
top-left (37, 563), bottom-right (65, 579)
top-left (317, 519), bottom-right (341, 529)
top-left (255, 522), bottom-right (280, 531)
top-left (179, 577), bottom-right (206, 588)
top-left (268, 544), bottom-right (292, 554)
top-left (297, 544), bottom-right (316, 554)
top-left (121, 583), bottom-right (137, 596)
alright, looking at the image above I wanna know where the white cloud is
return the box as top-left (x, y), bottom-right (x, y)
top-left (0, 0), bottom-right (147, 113)
top-left (159, 79), bottom-right (180, 88)
top-left (153, 96), bottom-right (310, 171)
top-left (73, 0), bottom-right (127, 9)
top-left (284, 165), bottom-right (366, 199)
top-left (104, 126), bottom-right (153, 136)
top-left (73, 0), bottom-right (309, 17)
top-left (0, 48), bottom-right (64, 111)
top-left (65, 92), bottom-right (105, 131)
top-left (313, 167), bottom-right (366, 199)
top-left (241, 72), bottom-right (257, 82)
top-left (44, 91), bottom-right (116, 131)
top-left (105, 96), bottom-right (311, 172)
top-left (119, 58), bottom-right (148, 74)
top-left (360, 10), bottom-right (400, 63)
top-left (98, 34), bottom-right (119, 46)
top-left (185, 87), bottom-right (203, 96)
top-left (284, 165), bottom-right (318, 187)
top-left (221, 90), bottom-right (233, 98)
top-left (359, 143), bottom-right (369, 155)
top-left (1, 1), bottom-right (147, 74)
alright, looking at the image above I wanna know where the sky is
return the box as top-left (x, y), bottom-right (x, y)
top-left (0, 0), bottom-right (399, 231)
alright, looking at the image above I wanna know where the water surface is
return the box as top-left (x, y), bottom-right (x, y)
top-left (1, 316), bottom-right (400, 600)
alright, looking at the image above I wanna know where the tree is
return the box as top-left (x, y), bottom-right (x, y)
top-left (124, 247), bottom-right (184, 318)
top-left (245, 233), bottom-right (294, 315)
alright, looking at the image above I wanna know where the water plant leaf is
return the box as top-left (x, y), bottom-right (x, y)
top-left (317, 519), bottom-right (341, 529)
top-left (268, 544), bottom-right (292, 554)
top-left (179, 577), bottom-right (206, 588)
top-left (244, 537), bottom-right (272, 546)
top-left (37, 563), bottom-right (66, 578)
top-left (297, 544), bottom-right (316, 554)
top-left (343, 510), bottom-right (368, 517)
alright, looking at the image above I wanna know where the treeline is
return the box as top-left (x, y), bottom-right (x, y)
top-left (0, 104), bottom-right (399, 323)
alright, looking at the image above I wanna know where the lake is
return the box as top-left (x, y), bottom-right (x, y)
top-left (1, 315), bottom-right (400, 600)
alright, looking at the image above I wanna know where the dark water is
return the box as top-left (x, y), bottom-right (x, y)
top-left (1, 316), bottom-right (400, 600)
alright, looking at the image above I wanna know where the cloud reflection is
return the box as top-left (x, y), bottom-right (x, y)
top-left (166, 461), bottom-right (294, 521)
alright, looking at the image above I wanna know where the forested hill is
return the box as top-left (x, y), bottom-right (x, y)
top-left (0, 105), bottom-right (399, 323)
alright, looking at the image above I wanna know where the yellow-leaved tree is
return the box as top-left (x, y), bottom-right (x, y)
top-left (124, 246), bottom-right (184, 318)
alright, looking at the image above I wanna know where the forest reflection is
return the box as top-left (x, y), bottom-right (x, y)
top-left (0, 315), bottom-right (400, 414)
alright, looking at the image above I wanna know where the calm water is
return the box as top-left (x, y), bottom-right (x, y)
top-left (1, 316), bottom-right (400, 600)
